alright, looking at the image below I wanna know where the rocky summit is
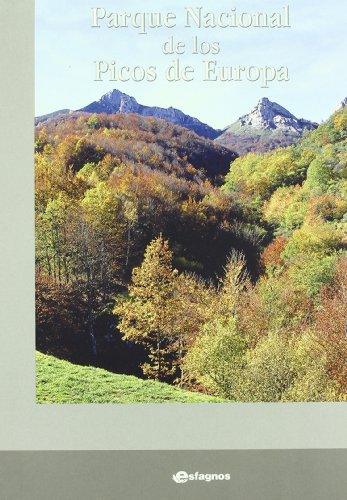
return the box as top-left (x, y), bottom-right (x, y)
top-left (79, 89), bottom-right (221, 140)
top-left (216, 97), bottom-right (318, 155)
top-left (233, 97), bottom-right (316, 133)
top-left (336, 97), bottom-right (347, 111)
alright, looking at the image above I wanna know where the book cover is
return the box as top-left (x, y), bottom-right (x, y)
top-left (1, 0), bottom-right (347, 498)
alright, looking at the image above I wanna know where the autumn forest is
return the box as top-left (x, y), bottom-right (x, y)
top-left (35, 105), bottom-right (347, 402)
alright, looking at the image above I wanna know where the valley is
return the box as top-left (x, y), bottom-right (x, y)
top-left (35, 89), bottom-right (347, 403)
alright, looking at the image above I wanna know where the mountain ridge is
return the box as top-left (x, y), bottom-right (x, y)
top-left (36, 91), bottom-right (345, 155)
top-left (78, 89), bottom-right (221, 140)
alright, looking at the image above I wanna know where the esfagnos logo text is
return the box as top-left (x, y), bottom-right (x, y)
top-left (172, 471), bottom-right (231, 484)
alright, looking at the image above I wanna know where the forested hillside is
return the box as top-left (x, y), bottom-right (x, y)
top-left (35, 106), bottom-right (347, 402)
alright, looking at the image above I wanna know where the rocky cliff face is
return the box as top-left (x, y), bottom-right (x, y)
top-left (336, 97), bottom-right (347, 111)
top-left (235, 97), bottom-right (316, 133)
top-left (79, 89), bottom-right (221, 140)
top-left (216, 97), bottom-right (318, 155)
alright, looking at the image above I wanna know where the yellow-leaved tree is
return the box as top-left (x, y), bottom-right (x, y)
top-left (115, 235), bottom-right (178, 381)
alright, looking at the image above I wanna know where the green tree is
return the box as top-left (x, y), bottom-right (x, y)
top-left (36, 193), bottom-right (74, 284)
top-left (169, 272), bottom-right (214, 386)
top-left (184, 318), bottom-right (247, 399)
top-left (236, 332), bottom-right (297, 402)
top-left (70, 183), bottom-right (127, 355)
top-left (282, 333), bottom-right (341, 402)
top-left (305, 157), bottom-right (335, 194)
top-left (183, 251), bottom-right (249, 398)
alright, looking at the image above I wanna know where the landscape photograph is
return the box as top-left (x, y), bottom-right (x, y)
top-left (35, 0), bottom-right (347, 403)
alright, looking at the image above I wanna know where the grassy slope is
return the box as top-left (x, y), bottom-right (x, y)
top-left (36, 352), bottom-right (224, 404)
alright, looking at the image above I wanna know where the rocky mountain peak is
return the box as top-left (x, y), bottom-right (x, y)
top-left (79, 89), bottom-right (220, 139)
top-left (216, 97), bottom-right (318, 155)
top-left (94, 89), bottom-right (140, 114)
top-left (237, 97), bottom-right (314, 132)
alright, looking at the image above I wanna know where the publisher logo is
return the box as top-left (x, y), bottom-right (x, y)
top-left (172, 471), bottom-right (231, 484)
top-left (172, 471), bottom-right (189, 484)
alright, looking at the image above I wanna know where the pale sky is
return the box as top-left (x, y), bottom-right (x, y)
top-left (35, 0), bottom-right (347, 129)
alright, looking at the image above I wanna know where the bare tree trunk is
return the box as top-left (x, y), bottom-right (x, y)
top-left (157, 333), bottom-right (161, 381)
top-left (125, 221), bottom-right (131, 270)
top-left (179, 337), bottom-right (184, 388)
top-left (87, 293), bottom-right (97, 356)
top-left (45, 247), bottom-right (52, 277)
